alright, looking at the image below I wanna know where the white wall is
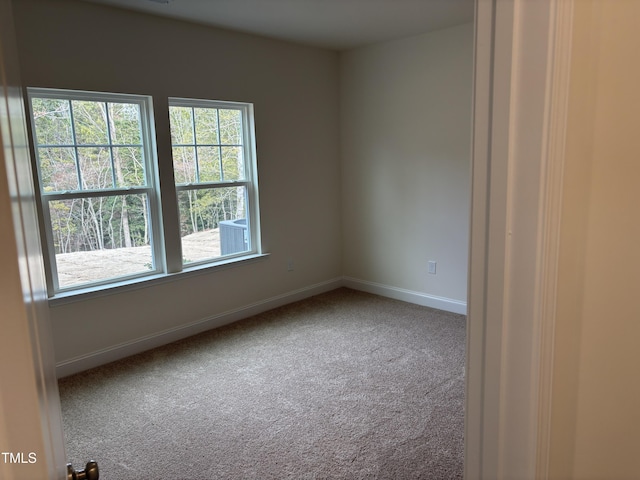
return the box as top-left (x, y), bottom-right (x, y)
top-left (340, 24), bottom-right (472, 310)
top-left (12, 0), bottom-right (343, 372)
top-left (551, 0), bottom-right (640, 478)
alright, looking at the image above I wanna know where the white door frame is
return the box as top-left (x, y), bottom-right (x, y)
top-left (466, 0), bottom-right (573, 478)
top-left (1, 0), bottom-right (574, 478)
top-left (0, 0), bottom-right (67, 478)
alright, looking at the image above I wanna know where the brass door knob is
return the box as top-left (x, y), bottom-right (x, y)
top-left (67, 460), bottom-right (99, 480)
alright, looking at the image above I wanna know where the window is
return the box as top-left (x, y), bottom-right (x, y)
top-left (169, 98), bottom-right (260, 265)
top-left (27, 89), bottom-right (261, 296)
top-left (28, 89), bottom-right (162, 292)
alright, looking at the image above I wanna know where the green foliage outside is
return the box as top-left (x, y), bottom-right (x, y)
top-left (170, 105), bottom-right (246, 238)
top-left (32, 98), bottom-right (247, 256)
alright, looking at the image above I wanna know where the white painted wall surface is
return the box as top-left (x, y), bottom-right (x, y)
top-left (340, 24), bottom-right (472, 306)
top-left (551, 0), bottom-right (640, 478)
top-left (12, 0), bottom-right (342, 371)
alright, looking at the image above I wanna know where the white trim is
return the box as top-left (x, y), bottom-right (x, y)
top-left (56, 275), bottom-right (468, 379)
top-left (466, 0), bottom-right (573, 478)
top-left (342, 277), bottom-right (467, 315)
top-left (466, 0), bottom-right (516, 476)
top-left (464, 1), bottom-right (494, 476)
top-left (0, 2), bottom-right (67, 477)
top-left (56, 277), bottom-right (343, 378)
top-left (49, 252), bottom-right (270, 306)
top-left (535, 0), bottom-right (574, 476)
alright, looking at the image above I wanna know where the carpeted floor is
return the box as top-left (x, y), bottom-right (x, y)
top-left (59, 288), bottom-right (466, 479)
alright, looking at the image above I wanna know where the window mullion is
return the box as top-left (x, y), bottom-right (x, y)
top-left (138, 98), bottom-right (166, 276)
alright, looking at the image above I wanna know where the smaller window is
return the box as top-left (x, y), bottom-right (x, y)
top-left (169, 98), bottom-right (260, 266)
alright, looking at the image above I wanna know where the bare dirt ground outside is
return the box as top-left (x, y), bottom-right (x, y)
top-left (56, 229), bottom-right (222, 288)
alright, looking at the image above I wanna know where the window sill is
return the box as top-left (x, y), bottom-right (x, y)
top-left (48, 253), bottom-right (270, 307)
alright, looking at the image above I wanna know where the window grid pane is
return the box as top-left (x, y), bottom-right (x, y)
top-left (48, 193), bottom-right (155, 289)
top-left (172, 146), bottom-right (197, 184)
top-left (38, 147), bottom-right (78, 192)
top-left (177, 185), bottom-right (249, 264)
top-left (32, 98), bottom-right (73, 145)
top-left (72, 100), bottom-right (108, 145)
top-left (196, 146), bottom-right (222, 182)
top-left (77, 147), bottom-right (112, 190)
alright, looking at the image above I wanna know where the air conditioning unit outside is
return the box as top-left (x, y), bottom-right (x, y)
top-left (219, 219), bottom-right (248, 255)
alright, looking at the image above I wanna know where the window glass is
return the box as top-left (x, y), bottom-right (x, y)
top-left (29, 89), bottom-right (159, 292)
top-left (169, 99), bottom-right (258, 265)
top-left (49, 194), bottom-right (154, 289)
top-left (28, 89), bottom-right (261, 296)
top-left (178, 186), bottom-right (249, 263)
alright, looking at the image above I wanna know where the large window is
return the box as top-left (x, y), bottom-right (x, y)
top-left (27, 89), bottom-right (261, 296)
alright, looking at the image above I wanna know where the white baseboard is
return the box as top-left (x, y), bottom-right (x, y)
top-left (342, 277), bottom-right (467, 315)
top-left (56, 276), bottom-right (466, 377)
top-left (56, 277), bottom-right (343, 378)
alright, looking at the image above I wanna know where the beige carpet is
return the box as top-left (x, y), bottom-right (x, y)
top-left (59, 288), bottom-right (466, 479)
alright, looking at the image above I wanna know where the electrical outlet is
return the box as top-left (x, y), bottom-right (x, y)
top-left (287, 258), bottom-right (294, 271)
top-left (428, 261), bottom-right (437, 275)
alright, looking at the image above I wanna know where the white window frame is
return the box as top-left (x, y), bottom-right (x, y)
top-left (168, 97), bottom-right (261, 267)
top-left (26, 88), bottom-right (263, 300)
top-left (27, 88), bottom-right (164, 295)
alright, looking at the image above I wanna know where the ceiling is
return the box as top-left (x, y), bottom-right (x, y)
top-left (82, 0), bottom-right (474, 51)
